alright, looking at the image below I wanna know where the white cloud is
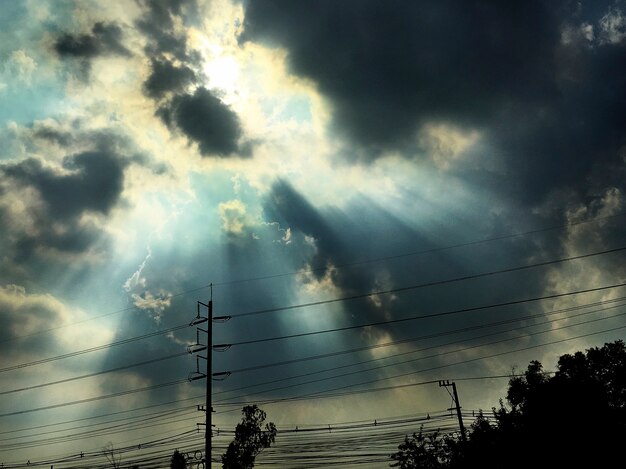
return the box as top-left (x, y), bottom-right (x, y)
top-left (418, 122), bottom-right (480, 170)
top-left (539, 187), bottom-right (625, 342)
top-left (218, 198), bottom-right (249, 236)
top-left (600, 6), bottom-right (626, 44)
top-left (123, 247), bottom-right (172, 323)
top-left (5, 50), bottom-right (37, 85)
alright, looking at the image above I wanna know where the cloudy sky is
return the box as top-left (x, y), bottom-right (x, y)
top-left (2, 0), bottom-right (626, 467)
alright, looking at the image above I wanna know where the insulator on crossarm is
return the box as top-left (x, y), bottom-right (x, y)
top-left (190, 316), bottom-right (208, 326)
top-left (213, 344), bottom-right (232, 352)
top-left (187, 344), bottom-right (207, 354)
top-left (212, 371), bottom-right (231, 381)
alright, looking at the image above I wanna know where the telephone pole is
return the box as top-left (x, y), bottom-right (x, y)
top-left (439, 380), bottom-right (466, 442)
top-left (206, 293), bottom-right (212, 465)
top-left (189, 285), bottom-right (231, 467)
top-left (188, 286), bottom-right (214, 467)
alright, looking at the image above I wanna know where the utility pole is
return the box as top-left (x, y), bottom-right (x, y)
top-left (438, 380), bottom-right (466, 442)
top-left (189, 285), bottom-right (231, 468)
top-left (206, 290), bottom-right (212, 467)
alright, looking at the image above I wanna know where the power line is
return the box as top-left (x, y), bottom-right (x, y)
top-left (0, 394), bottom-right (204, 436)
top-left (4, 210), bottom-right (623, 345)
top-left (0, 324), bottom-right (188, 373)
top-left (0, 408), bottom-right (483, 467)
top-left (0, 352), bottom-right (187, 395)
top-left (238, 323), bottom-right (626, 408)
top-left (0, 407), bottom-right (195, 445)
top-left (221, 280), bottom-right (626, 347)
top-left (8, 283), bottom-right (607, 420)
top-left (211, 211), bottom-right (626, 290)
top-left (3, 285), bottom-right (622, 446)
top-left (212, 300), bottom-right (622, 400)
top-left (220, 296), bottom-right (626, 376)
top-left (1, 428), bottom-right (202, 468)
top-left (0, 379), bottom-right (189, 418)
top-left (0, 411), bottom-right (200, 451)
top-left (5, 245), bottom-right (622, 379)
top-left (213, 306), bottom-right (626, 404)
top-left (8, 294), bottom-right (610, 444)
top-left (4, 300), bottom-right (626, 458)
top-left (228, 245), bottom-right (626, 319)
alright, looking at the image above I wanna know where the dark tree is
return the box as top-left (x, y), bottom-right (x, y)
top-left (390, 428), bottom-right (452, 469)
top-left (170, 449), bottom-right (187, 469)
top-left (390, 340), bottom-right (626, 468)
top-left (222, 405), bottom-right (277, 469)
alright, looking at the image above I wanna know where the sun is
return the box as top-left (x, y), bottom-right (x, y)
top-left (205, 53), bottom-right (240, 98)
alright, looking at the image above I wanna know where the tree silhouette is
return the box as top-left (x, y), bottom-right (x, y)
top-left (102, 442), bottom-right (121, 469)
top-left (170, 449), bottom-right (187, 469)
top-left (390, 428), bottom-right (452, 469)
top-left (390, 340), bottom-right (626, 468)
top-left (222, 405), bottom-right (277, 469)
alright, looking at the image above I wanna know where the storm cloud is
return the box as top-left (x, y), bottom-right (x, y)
top-left (142, 57), bottom-right (197, 100)
top-left (3, 151), bottom-right (125, 218)
top-left (54, 21), bottom-right (130, 59)
top-left (263, 180), bottom-right (551, 348)
top-left (0, 128), bottom-right (137, 281)
top-left (241, 0), bottom-right (626, 203)
top-left (133, 0), bottom-right (248, 157)
top-left (135, 0), bottom-right (199, 60)
top-left (157, 87), bottom-right (244, 157)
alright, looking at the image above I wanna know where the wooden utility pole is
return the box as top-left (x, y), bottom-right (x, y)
top-left (439, 380), bottom-right (467, 442)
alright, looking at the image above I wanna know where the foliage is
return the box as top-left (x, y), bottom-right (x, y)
top-left (222, 405), bottom-right (277, 469)
top-left (390, 428), bottom-right (453, 469)
top-left (170, 449), bottom-right (187, 469)
top-left (102, 442), bottom-right (121, 469)
top-left (390, 340), bottom-right (626, 468)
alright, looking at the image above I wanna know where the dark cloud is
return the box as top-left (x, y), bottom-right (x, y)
top-left (157, 87), bottom-right (244, 157)
top-left (32, 126), bottom-right (73, 147)
top-left (54, 21), bottom-right (131, 59)
top-left (263, 180), bottom-right (549, 345)
top-left (2, 150), bottom-right (126, 220)
top-left (0, 285), bottom-right (65, 358)
top-left (133, 0), bottom-right (250, 158)
top-left (142, 58), bottom-right (196, 99)
top-left (241, 0), bottom-right (626, 203)
top-left (240, 0), bottom-right (559, 150)
top-left (265, 180), bottom-right (347, 280)
top-left (0, 129), bottom-right (141, 278)
top-left (135, 0), bottom-right (199, 61)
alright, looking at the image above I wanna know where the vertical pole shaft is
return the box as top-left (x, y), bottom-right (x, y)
top-left (206, 284), bottom-right (213, 467)
top-left (451, 382), bottom-right (467, 442)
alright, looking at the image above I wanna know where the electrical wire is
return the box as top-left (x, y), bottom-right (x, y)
top-left (4, 210), bottom-right (623, 345)
top-left (0, 352), bottom-right (188, 395)
top-left (308, 323), bottom-right (626, 401)
top-left (221, 280), bottom-right (626, 347)
top-left (0, 394), bottom-right (204, 436)
top-left (213, 322), bottom-right (626, 412)
top-left (0, 324), bottom-right (189, 373)
top-left (0, 379), bottom-right (189, 418)
top-left (219, 295), bottom-right (626, 376)
top-left (3, 221), bottom-right (626, 465)
top-left (227, 246), bottom-right (626, 319)
top-left (213, 306), bottom-right (626, 404)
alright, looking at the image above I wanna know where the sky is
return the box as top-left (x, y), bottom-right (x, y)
top-left (1, 0), bottom-right (626, 467)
